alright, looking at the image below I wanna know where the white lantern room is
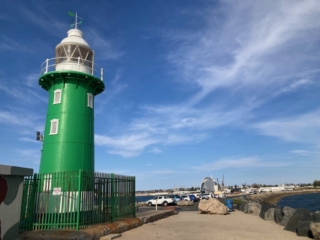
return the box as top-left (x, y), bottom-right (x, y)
top-left (55, 29), bottom-right (94, 74)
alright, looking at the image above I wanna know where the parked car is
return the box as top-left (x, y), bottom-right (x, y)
top-left (168, 195), bottom-right (181, 202)
top-left (181, 194), bottom-right (197, 202)
top-left (146, 196), bottom-right (175, 206)
top-left (200, 193), bottom-right (211, 200)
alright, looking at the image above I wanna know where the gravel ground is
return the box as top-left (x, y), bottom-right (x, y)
top-left (120, 210), bottom-right (301, 240)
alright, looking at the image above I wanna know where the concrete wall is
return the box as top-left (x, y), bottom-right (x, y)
top-left (0, 165), bottom-right (33, 240)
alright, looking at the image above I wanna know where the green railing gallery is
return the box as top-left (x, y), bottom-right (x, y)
top-left (19, 170), bottom-right (136, 231)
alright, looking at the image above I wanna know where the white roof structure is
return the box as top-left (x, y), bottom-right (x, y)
top-left (200, 177), bottom-right (218, 193)
top-left (60, 29), bottom-right (90, 48)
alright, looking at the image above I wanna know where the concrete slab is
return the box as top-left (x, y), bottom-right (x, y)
top-left (136, 210), bottom-right (176, 223)
top-left (100, 233), bottom-right (121, 240)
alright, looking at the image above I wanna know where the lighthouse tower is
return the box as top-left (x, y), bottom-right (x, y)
top-left (38, 14), bottom-right (104, 174)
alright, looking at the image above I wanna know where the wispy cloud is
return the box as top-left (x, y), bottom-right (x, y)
top-left (18, 5), bottom-right (66, 37)
top-left (252, 109), bottom-right (320, 145)
top-left (86, 28), bottom-right (124, 61)
top-left (16, 148), bottom-right (41, 165)
top-left (0, 111), bottom-right (43, 131)
top-left (96, 68), bottom-right (127, 113)
top-left (19, 137), bottom-right (38, 144)
top-left (95, 102), bottom-right (251, 157)
top-left (191, 156), bottom-right (291, 172)
top-left (277, 79), bottom-right (313, 94)
top-left (25, 73), bottom-right (40, 88)
top-left (0, 36), bottom-right (31, 52)
top-left (151, 147), bottom-right (162, 154)
top-left (0, 83), bottom-right (46, 103)
top-left (92, 1), bottom-right (320, 159)
top-left (165, 1), bottom-right (320, 106)
top-left (95, 133), bottom-right (159, 157)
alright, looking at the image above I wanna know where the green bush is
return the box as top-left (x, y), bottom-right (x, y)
top-left (231, 198), bottom-right (244, 205)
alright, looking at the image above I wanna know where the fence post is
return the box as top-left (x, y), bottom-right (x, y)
top-left (111, 173), bottom-right (114, 222)
top-left (76, 169), bottom-right (83, 231)
top-left (133, 177), bottom-right (136, 218)
top-left (28, 173), bottom-right (38, 231)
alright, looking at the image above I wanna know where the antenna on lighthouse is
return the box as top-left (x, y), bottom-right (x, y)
top-left (68, 12), bottom-right (83, 29)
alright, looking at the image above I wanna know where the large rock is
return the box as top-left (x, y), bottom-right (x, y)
top-left (284, 208), bottom-right (313, 232)
top-left (238, 203), bottom-right (246, 212)
top-left (244, 202), bottom-right (262, 216)
top-left (238, 195), bottom-right (250, 202)
top-left (314, 212), bottom-right (320, 222)
top-left (274, 206), bottom-right (284, 224)
top-left (310, 222), bottom-right (320, 240)
top-left (198, 198), bottom-right (228, 215)
top-left (281, 206), bottom-right (296, 226)
top-left (296, 221), bottom-right (314, 238)
top-left (259, 204), bottom-right (276, 219)
top-left (265, 208), bottom-right (275, 221)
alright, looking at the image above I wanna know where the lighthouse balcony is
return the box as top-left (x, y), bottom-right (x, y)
top-left (41, 57), bottom-right (103, 81)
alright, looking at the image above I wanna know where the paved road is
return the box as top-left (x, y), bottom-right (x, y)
top-left (137, 202), bottom-right (199, 214)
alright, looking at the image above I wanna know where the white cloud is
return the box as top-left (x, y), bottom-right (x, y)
top-left (275, 79), bottom-right (313, 96)
top-left (252, 110), bottom-right (320, 144)
top-left (290, 150), bottom-right (312, 156)
top-left (192, 156), bottom-right (291, 172)
top-left (19, 137), bottom-right (38, 144)
top-left (0, 36), bottom-right (30, 52)
top-left (25, 73), bottom-right (40, 88)
top-left (86, 28), bottom-right (124, 61)
top-left (165, 1), bottom-right (320, 105)
top-left (18, 5), bottom-right (66, 37)
top-left (95, 1), bottom-right (320, 158)
top-left (151, 147), bottom-right (162, 154)
top-left (95, 133), bottom-right (159, 158)
top-left (0, 81), bottom-right (46, 103)
top-left (0, 111), bottom-right (43, 131)
top-left (17, 148), bottom-right (40, 157)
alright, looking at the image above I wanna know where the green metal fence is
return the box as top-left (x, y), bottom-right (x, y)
top-left (19, 170), bottom-right (135, 231)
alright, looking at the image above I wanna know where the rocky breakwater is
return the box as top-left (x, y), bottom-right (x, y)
top-left (234, 195), bottom-right (320, 239)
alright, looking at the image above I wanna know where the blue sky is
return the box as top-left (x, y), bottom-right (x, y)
top-left (1, 0), bottom-right (320, 190)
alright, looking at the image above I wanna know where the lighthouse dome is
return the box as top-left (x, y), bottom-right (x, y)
top-left (60, 29), bottom-right (90, 48)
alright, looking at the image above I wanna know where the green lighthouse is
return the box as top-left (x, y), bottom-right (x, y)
top-left (38, 14), bottom-right (104, 174)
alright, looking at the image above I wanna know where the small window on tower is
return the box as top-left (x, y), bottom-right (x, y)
top-left (50, 119), bottom-right (59, 135)
top-left (87, 93), bottom-right (93, 108)
top-left (53, 90), bottom-right (62, 104)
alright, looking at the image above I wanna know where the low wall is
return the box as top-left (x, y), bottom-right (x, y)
top-left (0, 165), bottom-right (33, 240)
